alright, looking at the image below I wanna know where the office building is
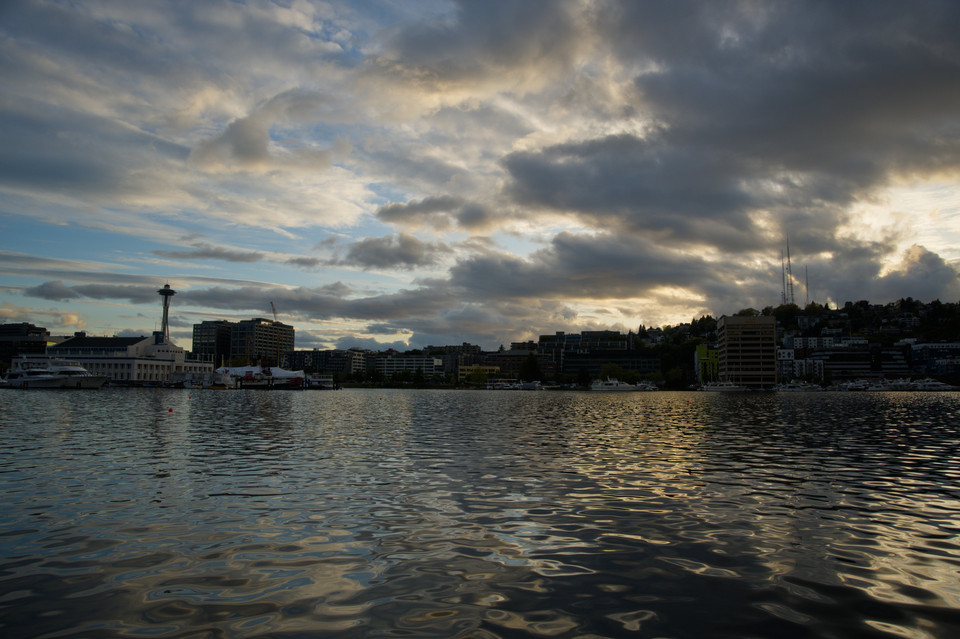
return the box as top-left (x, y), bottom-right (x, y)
top-left (717, 315), bottom-right (777, 389)
top-left (192, 320), bottom-right (233, 364)
top-left (230, 318), bottom-right (294, 365)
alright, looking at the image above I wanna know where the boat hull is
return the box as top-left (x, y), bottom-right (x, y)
top-left (8, 375), bottom-right (108, 389)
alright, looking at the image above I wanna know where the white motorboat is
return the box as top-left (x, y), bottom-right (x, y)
top-left (217, 365), bottom-right (305, 390)
top-left (910, 378), bottom-right (959, 391)
top-left (5, 356), bottom-right (109, 389)
top-left (591, 378), bottom-right (636, 391)
top-left (634, 381), bottom-right (658, 391)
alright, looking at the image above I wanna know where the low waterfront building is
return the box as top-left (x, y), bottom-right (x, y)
top-left (909, 342), bottom-right (960, 376)
top-left (282, 348), bottom-right (369, 376)
top-left (47, 331), bottom-right (213, 385)
top-left (373, 354), bottom-right (443, 377)
top-left (458, 365), bottom-right (501, 384)
top-left (777, 348), bottom-right (825, 382)
top-left (807, 344), bottom-right (911, 382)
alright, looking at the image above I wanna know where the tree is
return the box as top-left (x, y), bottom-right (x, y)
top-left (519, 353), bottom-right (542, 382)
top-left (465, 366), bottom-right (489, 386)
top-left (600, 362), bottom-right (625, 380)
top-left (577, 367), bottom-right (591, 388)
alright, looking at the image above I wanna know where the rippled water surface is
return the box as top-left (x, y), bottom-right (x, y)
top-left (2, 388), bottom-right (960, 638)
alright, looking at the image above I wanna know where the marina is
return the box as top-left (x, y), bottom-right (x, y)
top-left (2, 388), bottom-right (959, 638)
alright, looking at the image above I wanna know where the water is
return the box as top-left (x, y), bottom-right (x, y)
top-left (2, 388), bottom-right (960, 638)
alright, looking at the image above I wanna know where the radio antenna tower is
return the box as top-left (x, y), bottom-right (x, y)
top-left (805, 265), bottom-right (810, 307)
top-left (781, 250), bottom-right (787, 305)
top-left (785, 238), bottom-right (795, 305)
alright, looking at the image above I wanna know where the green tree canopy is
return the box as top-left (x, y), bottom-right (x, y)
top-left (519, 353), bottom-right (542, 382)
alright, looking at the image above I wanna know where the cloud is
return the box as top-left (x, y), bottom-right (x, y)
top-left (154, 243), bottom-right (265, 263)
top-left (872, 245), bottom-right (960, 302)
top-left (23, 281), bottom-right (81, 301)
top-left (377, 195), bottom-right (464, 229)
top-left (382, 0), bottom-right (590, 92)
top-left (3, 1), bottom-right (960, 350)
top-left (188, 89), bottom-right (341, 173)
top-left (334, 336), bottom-right (410, 352)
top-left (338, 234), bottom-right (446, 269)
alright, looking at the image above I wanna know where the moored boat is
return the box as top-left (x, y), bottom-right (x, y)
top-left (591, 378), bottom-right (636, 391)
top-left (4, 355), bottom-right (109, 389)
top-left (305, 374), bottom-right (339, 390)
top-left (698, 380), bottom-right (749, 392)
top-left (218, 365), bottom-right (305, 390)
top-left (910, 378), bottom-right (959, 391)
top-left (774, 381), bottom-right (824, 392)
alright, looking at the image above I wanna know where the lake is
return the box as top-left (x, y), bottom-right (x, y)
top-left (1, 388), bottom-right (959, 638)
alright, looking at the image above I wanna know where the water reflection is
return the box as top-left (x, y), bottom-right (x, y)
top-left (1, 389), bottom-right (959, 637)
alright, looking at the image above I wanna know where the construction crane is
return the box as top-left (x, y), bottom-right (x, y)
top-left (270, 301), bottom-right (280, 366)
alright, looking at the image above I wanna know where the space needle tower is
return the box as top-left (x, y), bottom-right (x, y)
top-left (157, 284), bottom-right (176, 342)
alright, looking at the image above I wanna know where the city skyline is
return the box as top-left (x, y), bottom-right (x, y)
top-left (2, 1), bottom-right (960, 352)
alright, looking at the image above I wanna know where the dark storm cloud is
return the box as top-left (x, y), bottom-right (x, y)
top-left (840, 244), bottom-right (960, 303)
top-left (385, 0), bottom-right (585, 85)
top-left (499, 0), bottom-right (960, 260)
top-left (450, 231), bottom-right (727, 300)
top-left (503, 134), bottom-right (762, 250)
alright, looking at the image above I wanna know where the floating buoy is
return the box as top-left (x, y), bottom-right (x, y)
top-left (168, 408), bottom-right (173, 412)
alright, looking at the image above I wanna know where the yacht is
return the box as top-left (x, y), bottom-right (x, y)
top-left (635, 381), bottom-right (659, 391)
top-left (910, 378), bottom-right (959, 391)
top-left (913, 377), bottom-right (960, 391)
top-left (591, 378), bottom-right (637, 391)
top-left (5, 356), bottom-right (109, 389)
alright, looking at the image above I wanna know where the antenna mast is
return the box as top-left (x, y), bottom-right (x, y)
top-left (785, 239), bottom-right (795, 305)
top-left (270, 301), bottom-right (280, 366)
top-left (805, 265), bottom-right (809, 307)
top-left (781, 250), bottom-right (787, 305)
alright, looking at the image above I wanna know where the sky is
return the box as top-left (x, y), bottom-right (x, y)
top-left (2, 0), bottom-right (960, 352)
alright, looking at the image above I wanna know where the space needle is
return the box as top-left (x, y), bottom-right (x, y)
top-left (157, 284), bottom-right (176, 342)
